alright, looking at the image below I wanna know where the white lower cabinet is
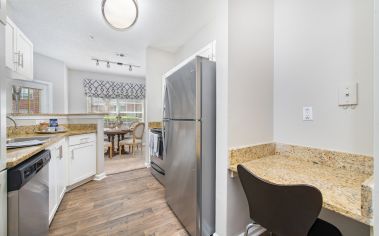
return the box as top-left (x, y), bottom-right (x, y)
top-left (48, 133), bottom-right (97, 224)
top-left (56, 141), bottom-right (68, 201)
top-left (68, 134), bottom-right (97, 185)
top-left (48, 145), bottom-right (57, 224)
top-left (48, 138), bottom-right (67, 224)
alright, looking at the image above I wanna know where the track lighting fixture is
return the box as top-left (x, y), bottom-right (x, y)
top-left (91, 58), bottom-right (140, 71)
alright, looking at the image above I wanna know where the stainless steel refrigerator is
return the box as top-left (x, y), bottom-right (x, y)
top-left (163, 56), bottom-right (216, 236)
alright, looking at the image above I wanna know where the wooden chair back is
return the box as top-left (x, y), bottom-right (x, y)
top-left (133, 123), bottom-right (145, 140)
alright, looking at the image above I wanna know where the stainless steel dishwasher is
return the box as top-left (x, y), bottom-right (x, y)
top-left (7, 150), bottom-right (51, 236)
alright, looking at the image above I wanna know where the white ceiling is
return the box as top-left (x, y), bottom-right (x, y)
top-left (7, 0), bottom-right (217, 77)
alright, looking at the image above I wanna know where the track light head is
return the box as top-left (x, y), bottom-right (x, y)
top-left (107, 62), bottom-right (110, 68)
top-left (96, 60), bottom-right (99, 66)
top-left (129, 65), bottom-right (132, 71)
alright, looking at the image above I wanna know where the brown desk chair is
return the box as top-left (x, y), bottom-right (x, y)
top-left (237, 165), bottom-right (342, 236)
top-left (119, 122), bottom-right (145, 157)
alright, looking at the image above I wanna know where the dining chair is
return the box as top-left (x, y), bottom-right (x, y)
top-left (237, 165), bottom-right (342, 236)
top-left (119, 122), bottom-right (145, 157)
top-left (104, 141), bottom-right (113, 159)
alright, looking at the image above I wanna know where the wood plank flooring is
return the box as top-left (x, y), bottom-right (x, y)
top-left (49, 168), bottom-right (188, 236)
top-left (105, 150), bottom-right (146, 175)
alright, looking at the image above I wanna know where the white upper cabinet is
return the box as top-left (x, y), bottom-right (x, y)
top-left (5, 18), bottom-right (16, 71)
top-left (5, 17), bottom-right (33, 80)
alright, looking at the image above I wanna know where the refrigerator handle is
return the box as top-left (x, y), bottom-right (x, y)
top-left (162, 120), bottom-right (168, 157)
top-left (162, 83), bottom-right (170, 119)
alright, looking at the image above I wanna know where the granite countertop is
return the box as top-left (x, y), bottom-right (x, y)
top-left (8, 113), bottom-right (107, 116)
top-left (6, 129), bottom-right (96, 168)
top-left (230, 155), bottom-right (372, 225)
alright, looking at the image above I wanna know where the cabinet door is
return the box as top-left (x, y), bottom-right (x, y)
top-left (48, 148), bottom-right (57, 223)
top-left (16, 31), bottom-right (33, 80)
top-left (5, 18), bottom-right (16, 71)
top-left (69, 143), bottom-right (96, 185)
top-left (56, 142), bottom-right (67, 202)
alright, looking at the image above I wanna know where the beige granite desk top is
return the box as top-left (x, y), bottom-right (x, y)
top-left (6, 129), bottom-right (96, 168)
top-left (230, 155), bottom-right (372, 225)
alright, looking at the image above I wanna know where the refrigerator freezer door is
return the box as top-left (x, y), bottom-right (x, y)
top-left (0, 170), bottom-right (6, 236)
top-left (163, 59), bottom-right (197, 120)
top-left (165, 120), bottom-right (197, 236)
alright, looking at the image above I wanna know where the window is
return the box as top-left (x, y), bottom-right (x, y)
top-left (12, 87), bottom-right (42, 114)
top-left (87, 97), bottom-right (144, 121)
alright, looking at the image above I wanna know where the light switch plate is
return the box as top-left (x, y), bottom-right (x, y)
top-left (303, 107), bottom-right (313, 121)
top-left (339, 83), bottom-right (358, 106)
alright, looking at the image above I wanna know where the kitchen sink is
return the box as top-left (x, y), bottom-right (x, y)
top-left (7, 136), bottom-right (51, 144)
top-left (6, 136), bottom-right (51, 149)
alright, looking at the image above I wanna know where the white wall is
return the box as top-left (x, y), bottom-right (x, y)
top-left (67, 69), bottom-right (144, 113)
top-left (145, 47), bottom-right (175, 123)
top-left (174, 20), bottom-right (217, 64)
top-left (274, 0), bottom-right (374, 156)
top-left (228, 0), bottom-right (274, 149)
top-left (374, 0), bottom-right (379, 233)
top-left (34, 53), bottom-right (68, 113)
top-left (227, 0), bottom-right (274, 235)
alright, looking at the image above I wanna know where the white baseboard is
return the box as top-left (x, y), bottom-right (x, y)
top-left (94, 172), bottom-right (107, 181)
top-left (145, 162), bottom-right (151, 167)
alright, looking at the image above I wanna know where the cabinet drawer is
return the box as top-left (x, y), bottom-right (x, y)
top-left (68, 133), bottom-right (96, 146)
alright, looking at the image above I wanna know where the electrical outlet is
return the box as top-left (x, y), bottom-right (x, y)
top-left (303, 107), bottom-right (313, 121)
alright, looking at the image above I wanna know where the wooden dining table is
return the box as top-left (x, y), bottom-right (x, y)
top-left (104, 128), bottom-right (133, 155)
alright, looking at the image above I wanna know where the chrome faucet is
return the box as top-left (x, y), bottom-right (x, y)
top-left (6, 116), bottom-right (17, 129)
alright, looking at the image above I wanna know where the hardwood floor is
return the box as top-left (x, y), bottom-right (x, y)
top-left (49, 168), bottom-right (188, 236)
top-left (104, 149), bottom-right (146, 175)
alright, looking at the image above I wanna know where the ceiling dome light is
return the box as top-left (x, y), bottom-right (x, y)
top-left (102, 0), bottom-right (138, 30)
